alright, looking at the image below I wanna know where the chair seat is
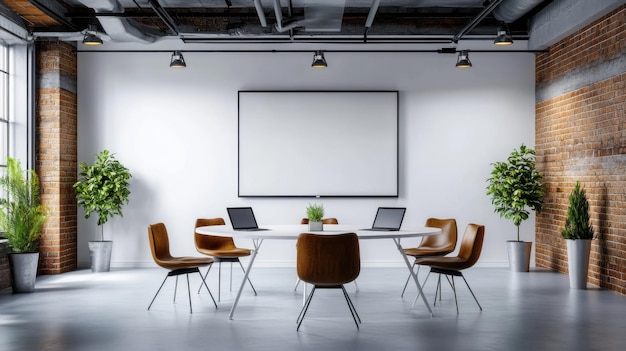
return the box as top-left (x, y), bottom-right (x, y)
top-left (403, 247), bottom-right (454, 257)
top-left (155, 256), bottom-right (214, 270)
top-left (196, 247), bottom-right (252, 258)
top-left (414, 256), bottom-right (474, 271)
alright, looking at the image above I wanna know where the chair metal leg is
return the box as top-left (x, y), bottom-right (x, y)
top-left (293, 278), bottom-right (301, 291)
top-left (173, 276), bottom-right (178, 303)
top-left (341, 285), bottom-right (361, 328)
top-left (186, 274), bottom-right (193, 313)
top-left (147, 275), bottom-right (169, 311)
top-left (197, 264), bottom-right (213, 293)
top-left (450, 276), bottom-right (459, 314)
top-left (460, 274), bottom-right (483, 311)
top-left (353, 280), bottom-right (360, 292)
top-left (296, 286), bottom-right (317, 330)
top-left (229, 262), bottom-right (233, 292)
top-left (217, 261), bottom-right (222, 301)
top-left (401, 261), bottom-right (419, 297)
top-left (197, 270), bottom-right (218, 309)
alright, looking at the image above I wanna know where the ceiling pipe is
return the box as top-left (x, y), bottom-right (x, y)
top-left (253, 0), bottom-right (267, 27)
top-left (273, 0), bottom-right (303, 32)
top-left (147, 0), bottom-right (180, 35)
top-left (365, 0), bottom-right (381, 28)
top-left (452, 0), bottom-right (503, 43)
top-left (493, 0), bottom-right (546, 23)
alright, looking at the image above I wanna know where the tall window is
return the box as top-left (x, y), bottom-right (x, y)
top-left (0, 43), bottom-right (7, 170)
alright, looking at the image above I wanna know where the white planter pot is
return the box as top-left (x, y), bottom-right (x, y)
top-left (308, 221), bottom-right (323, 231)
top-left (507, 241), bottom-right (532, 272)
top-left (8, 252), bottom-right (39, 293)
top-left (89, 241), bottom-right (113, 272)
top-left (566, 239), bottom-right (592, 289)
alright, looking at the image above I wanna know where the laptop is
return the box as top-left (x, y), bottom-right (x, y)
top-left (227, 207), bottom-right (270, 231)
top-left (360, 207), bottom-right (406, 231)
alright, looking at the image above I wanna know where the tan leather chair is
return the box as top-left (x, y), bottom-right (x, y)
top-left (296, 233), bottom-right (361, 330)
top-left (414, 223), bottom-right (485, 313)
top-left (401, 218), bottom-right (458, 296)
top-left (194, 218), bottom-right (256, 301)
top-left (300, 217), bottom-right (339, 224)
top-left (147, 222), bottom-right (217, 313)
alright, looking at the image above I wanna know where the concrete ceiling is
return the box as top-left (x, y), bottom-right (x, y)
top-left (1, 0), bottom-right (556, 44)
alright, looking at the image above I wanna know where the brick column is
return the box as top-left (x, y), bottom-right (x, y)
top-left (36, 41), bottom-right (78, 274)
top-left (535, 6), bottom-right (626, 295)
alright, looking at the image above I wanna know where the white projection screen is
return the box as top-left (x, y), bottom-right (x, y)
top-left (238, 91), bottom-right (399, 197)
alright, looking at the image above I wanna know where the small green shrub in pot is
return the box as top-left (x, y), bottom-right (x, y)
top-left (562, 181), bottom-right (594, 240)
top-left (306, 203), bottom-right (324, 222)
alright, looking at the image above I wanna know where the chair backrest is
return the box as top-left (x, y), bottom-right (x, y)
top-left (296, 233), bottom-right (360, 286)
top-left (457, 223), bottom-right (485, 268)
top-left (194, 218), bottom-right (236, 251)
top-left (418, 218), bottom-right (458, 253)
top-left (300, 217), bottom-right (339, 225)
top-left (148, 223), bottom-right (173, 265)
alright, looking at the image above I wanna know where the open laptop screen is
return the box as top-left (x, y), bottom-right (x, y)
top-left (227, 207), bottom-right (259, 230)
top-left (371, 207), bottom-right (406, 230)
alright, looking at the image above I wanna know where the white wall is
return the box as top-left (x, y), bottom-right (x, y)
top-left (77, 40), bottom-right (536, 268)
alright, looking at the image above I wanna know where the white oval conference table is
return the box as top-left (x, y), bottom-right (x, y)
top-left (195, 224), bottom-right (442, 320)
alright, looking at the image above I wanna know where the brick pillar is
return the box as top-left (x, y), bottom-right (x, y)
top-left (36, 41), bottom-right (78, 274)
top-left (535, 6), bottom-right (626, 295)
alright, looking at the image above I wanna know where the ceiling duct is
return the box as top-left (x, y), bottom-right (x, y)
top-left (492, 0), bottom-right (546, 23)
top-left (74, 0), bottom-right (163, 43)
top-left (304, 0), bottom-right (346, 32)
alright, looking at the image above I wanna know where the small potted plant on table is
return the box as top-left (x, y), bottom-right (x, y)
top-left (306, 203), bottom-right (324, 231)
top-left (0, 157), bottom-right (47, 293)
top-left (74, 150), bottom-right (132, 272)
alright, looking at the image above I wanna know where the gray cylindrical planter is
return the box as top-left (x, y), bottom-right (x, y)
top-left (9, 252), bottom-right (39, 293)
top-left (308, 221), bottom-right (323, 231)
top-left (89, 241), bottom-right (113, 272)
top-left (566, 239), bottom-right (591, 289)
top-left (507, 241), bottom-right (532, 272)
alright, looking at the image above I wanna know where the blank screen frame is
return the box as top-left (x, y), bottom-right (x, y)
top-left (237, 90), bottom-right (399, 198)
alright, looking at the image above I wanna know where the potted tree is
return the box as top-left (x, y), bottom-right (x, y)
top-left (306, 203), bottom-right (324, 231)
top-left (562, 181), bottom-right (594, 289)
top-left (486, 144), bottom-right (545, 272)
top-left (74, 150), bottom-right (132, 272)
top-left (0, 157), bottom-right (47, 293)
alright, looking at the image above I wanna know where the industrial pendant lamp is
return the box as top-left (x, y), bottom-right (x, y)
top-left (494, 22), bottom-right (513, 46)
top-left (82, 24), bottom-right (103, 46)
top-left (170, 51), bottom-right (186, 68)
top-left (455, 50), bottom-right (472, 68)
top-left (311, 50), bottom-right (327, 68)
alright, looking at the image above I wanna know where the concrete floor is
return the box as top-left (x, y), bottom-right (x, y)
top-left (1, 266), bottom-right (625, 351)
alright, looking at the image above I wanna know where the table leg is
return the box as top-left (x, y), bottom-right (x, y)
top-left (228, 238), bottom-right (263, 320)
top-left (393, 238), bottom-right (433, 316)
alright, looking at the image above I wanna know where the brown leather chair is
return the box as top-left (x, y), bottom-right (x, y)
top-left (147, 222), bottom-right (217, 313)
top-left (294, 218), bottom-right (346, 292)
top-left (401, 218), bottom-right (458, 296)
top-left (300, 217), bottom-right (339, 225)
top-left (414, 223), bottom-right (485, 313)
top-left (296, 233), bottom-right (361, 330)
top-left (194, 218), bottom-right (256, 301)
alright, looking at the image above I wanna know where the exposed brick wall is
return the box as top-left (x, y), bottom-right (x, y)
top-left (36, 41), bottom-right (78, 274)
top-left (535, 6), bottom-right (626, 295)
